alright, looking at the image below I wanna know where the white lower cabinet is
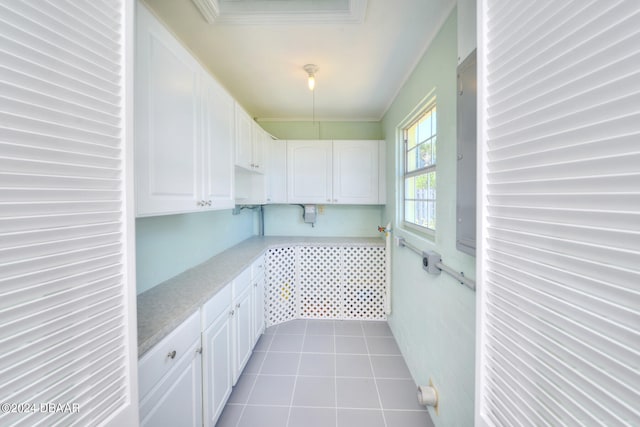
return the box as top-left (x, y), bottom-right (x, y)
top-left (202, 285), bottom-right (233, 426)
top-left (251, 257), bottom-right (266, 342)
top-left (140, 261), bottom-right (267, 427)
top-left (139, 312), bottom-right (202, 427)
top-left (232, 268), bottom-right (254, 384)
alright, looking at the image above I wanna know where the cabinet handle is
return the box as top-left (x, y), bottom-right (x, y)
top-left (229, 309), bottom-right (235, 316)
top-left (236, 303), bottom-right (241, 309)
top-left (167, 350), bottom-right (177, 359)
top-left (326, 199), bottom-right (331, 202)
top-left (333, 199), bottom-right (338, 203)
top-left (196, 347), bottom-right (202, 355)
top-left (207, 200), bottom-right (212, 206)
top-left (196, 200), bottom-right (203, 207)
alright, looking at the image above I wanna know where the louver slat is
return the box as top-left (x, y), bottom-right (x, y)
top-left (0, 0), bottom-right (134, 425)
top-left (478, 1), bottom-right (640, 426)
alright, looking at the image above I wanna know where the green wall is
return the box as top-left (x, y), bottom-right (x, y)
top-left (381, 9), bottom-right (476, 427)
top-left (135, 209), bottom-right (256, 294)
top-left (258, 120), bottom-right (383, 140)
top-left (263, 204), bottom-right (383, 237)
top-left (258, 120), bottom-right (385, 238)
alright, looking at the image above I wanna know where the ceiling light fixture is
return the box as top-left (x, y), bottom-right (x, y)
top-left (303, 64), bottom-right (318, 91)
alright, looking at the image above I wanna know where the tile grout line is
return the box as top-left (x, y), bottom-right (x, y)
top-left (233, 328), bottom-right (275, 427)
top-left (333, 321), bottom-right (338, 427)
top-left (284, 320), bottom-right (307, 427)
top-left (363, 323), bottom-right (389, 427)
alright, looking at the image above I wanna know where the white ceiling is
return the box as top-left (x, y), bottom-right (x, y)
top-left (141, 0), bottom-right (455, 121)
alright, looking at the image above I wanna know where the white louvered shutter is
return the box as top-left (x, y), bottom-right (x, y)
top-left (0, 0), bottom-right (138, 426)
top-left (476, 1), bottom-right (640, 426)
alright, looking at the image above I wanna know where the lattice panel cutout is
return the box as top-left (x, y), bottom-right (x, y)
top-left (265, 247), bottom-right (297, 327)
top-left (298, 246), bottom-right (342, 319)
top-left (342, 246), bottom-right (387, 320)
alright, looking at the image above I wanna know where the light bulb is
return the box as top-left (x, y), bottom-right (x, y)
top-left (303, 64), bottom-right (318, 91)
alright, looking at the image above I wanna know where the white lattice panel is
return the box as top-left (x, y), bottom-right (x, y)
top-left (298, 246), bottom-right (342, 319)
top-left (342, 246), bottom-right (387, 320)
top-left (265, 247), bottom-right (296, 327)
top-left (264, 245), bottom-right (387, 326)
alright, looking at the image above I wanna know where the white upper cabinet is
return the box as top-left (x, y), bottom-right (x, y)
top-left (135, 4), bottom-right (200, 215)
top-left (135, 4), bottom-right (235, 216)
top-left (266, 139), bottom-right (287, 203)
top-left (202, 74), bottom-right (235, 210)
top-left (287, 140), bottom-right (333, 204)
top-left (234, 104), bottom-right (254, 171)
top-left (286, 140), bottom-right (382, 204)
top-left (235, 105), bottom-right (266, 173)
top-left (252, 123), bottom-right (267, 173)
top-left (333, 140), bottom-right (380, 204)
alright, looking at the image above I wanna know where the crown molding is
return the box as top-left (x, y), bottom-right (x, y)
top-left (192, 0), bottom-right (367, 25)
top-left (191, 0), bottom-right (220, 23)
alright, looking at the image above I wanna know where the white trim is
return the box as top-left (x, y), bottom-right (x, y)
top-left (192, 0), bottom-right (367, 25)
top-left (475, 0), bottom-right (489, 425)
top-left (191, 0), bottom-right (220, 23)
top-left (399, 95), bottom-right (438, 236)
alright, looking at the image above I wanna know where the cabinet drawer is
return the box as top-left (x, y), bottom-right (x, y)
top-left (232, 267), bottom-right (252, 298)
top-left (202, 284), bottom-right (232, 328)
top-left (139, 311), bottom-right (201, 400)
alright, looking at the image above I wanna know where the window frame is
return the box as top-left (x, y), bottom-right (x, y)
top-left (400, 97), bottom-right (438, 237)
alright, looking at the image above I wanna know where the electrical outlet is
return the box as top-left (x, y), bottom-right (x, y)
top-left (318, 205), bottom-right (325, 214)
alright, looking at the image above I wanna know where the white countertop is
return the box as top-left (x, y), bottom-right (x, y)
top-left (137, 236), bottom-right (384, 356)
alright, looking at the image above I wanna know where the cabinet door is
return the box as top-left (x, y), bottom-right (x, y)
top-left (253, 277), bottom-right (265, 341)
top-left (202, 75), bottom-right (235, 210)
top-left (266, 139), bottom-right (287, 203)
top-left (135, 5), bottom-right (200, 216)
top-left (202, 310), bottom-right (233, 426)
top-left (333, 140), bottom-right (379, 204)
top-left (251, 123), bottom-right (266, 174)
top-left (139, 340), bottom-right (202, 427)
top-left (287, 140), bottom-right (333, 203)
top-left (235, 104), bottom-right (253, 171)
top-left (233, 286), bottom-right (253, 384)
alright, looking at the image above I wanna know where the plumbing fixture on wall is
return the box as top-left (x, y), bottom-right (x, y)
top-left (417, 380), bottom-right (439, 414)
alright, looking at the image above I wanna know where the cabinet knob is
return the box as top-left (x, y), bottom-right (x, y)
top-left (167, 350), bottom-right (177, 359)
top-left (333, 199), bottom-right (338, 202)
top-left (326, 199), bottom-right (331, 202)
top-left (207, 200), bottom-right (212, 206)
top-left (236, 303), bottom-right (241, 309)
top-left (229, 309), bottom-right (235, 316)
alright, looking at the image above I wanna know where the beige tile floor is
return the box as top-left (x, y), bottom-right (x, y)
top-left (216, 319), bottom-right (435, 427)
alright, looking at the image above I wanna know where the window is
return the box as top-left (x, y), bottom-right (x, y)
top-left (403, 103), bottom-right (437, 233)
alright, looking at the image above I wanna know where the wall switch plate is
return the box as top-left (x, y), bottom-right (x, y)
top-left (422, 251), bottom-right (442, 275)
